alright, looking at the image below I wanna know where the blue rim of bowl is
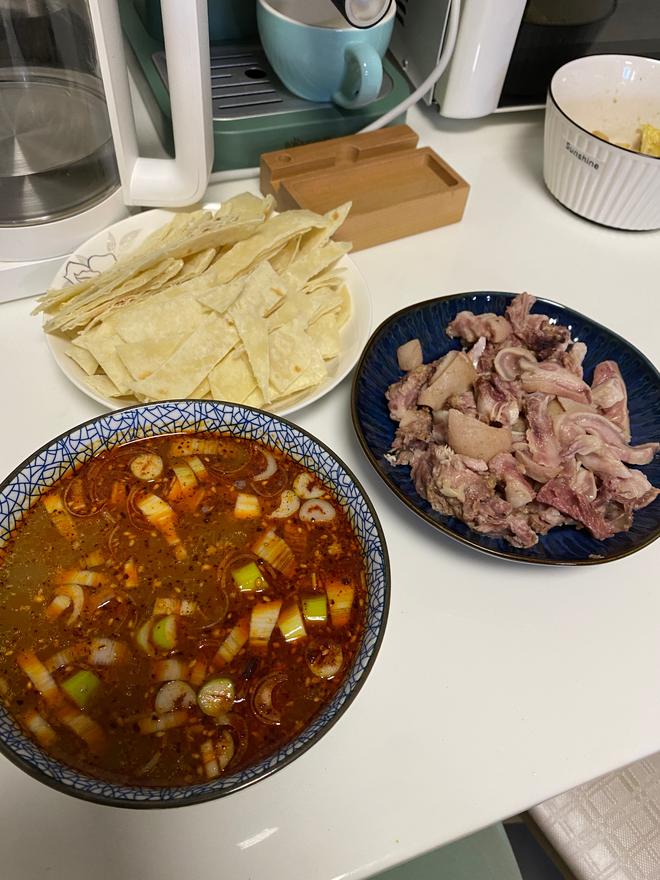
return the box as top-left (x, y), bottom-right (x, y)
top-left (0, 400), bottom-right (390, 808)
top-left (350, 292), bottom-right (660, 566)
top-left (548, 53), bottom-right (660, 162)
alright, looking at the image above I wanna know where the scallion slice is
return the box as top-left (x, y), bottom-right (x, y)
top-left (186, 455), bottom-right (208, 482)
top-left (231, 561), bottom-right (266, 593)
top-left (135, 619), bottom-right (155, 656)
top-left (277, 600), bottom-right (306, 642)
top-left (151, 615), bottom-right (177, 651)
top-left (62, 670), bottom-right (100, 709)
top-left (42, 492), bottom-right (78, 545)
top-left (301, 592), bottom-right (328, 623)
top-left (214, 618), bottom-right (249, 667)
top-left (135, 492), bottom-right (186, 561)
top-left (137, 709), bottom-right (191, 735)
top-left (251, 530), bottom-right (295, 577)
top-left (234, 493), bottom-right (261, 519)
top-left (123, 557), bottom-right (139, 588)
top-left (23, 709), bottom-right (57, 748)
top-left (326, 580), bottom-right (355, 628)
top-left (198, 677), bottom-right (235, 717)
top-left (249, 600), bottom-right (282, 650)
top-left (17, 650), bottom-right (61, 706)
top-left (130, 453), bottom-right (163, 482)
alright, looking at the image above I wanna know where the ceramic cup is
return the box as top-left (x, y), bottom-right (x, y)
top-left (543, 54), bottom-right (660, 230)
top-left (257, 0), bottom-right (395, 109)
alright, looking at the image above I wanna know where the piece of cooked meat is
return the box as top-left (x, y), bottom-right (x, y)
top-left (417, 351), bottom-right (476, 411)
top-left (384, 293), bottom-right (659, 548)
top-left (446, 311), bottom-right (512, 344)
top-left (525, 393), bottom-right (561, 473)
top-left (591, 360), bottom-right (631, 440)
top-left (506, 292), bottom-right (570, 358)
top-left (386, 362), bottom-right (434, 421)
top-left (447, 409), bottom-right (513, 461)
top-left (475, 375), bottom-right (520, 426)
top-left (520, 361), bottom-right (592, 403)
top-left (489, 452), bottom-right (536, 508)
top-left (536, 476), bottom-right (617, 541)
top-left (494, 346), bottom-right (537, 381)
top-left (397, 339), bottom-right (423, 372)
top-left (410, 445), bottom-right (538, 547)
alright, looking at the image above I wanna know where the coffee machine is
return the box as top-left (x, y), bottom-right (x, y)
top-left (120, 0), bottom-right (410, 173)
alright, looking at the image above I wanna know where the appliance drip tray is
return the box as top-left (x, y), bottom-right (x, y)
top-left (0, 68), bottom-right (119, 226)
top-left (152, 43), bottom-right (393, 121)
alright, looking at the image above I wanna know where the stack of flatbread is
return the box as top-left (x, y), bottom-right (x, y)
top-left (35, 193), bottom-right (353, 408)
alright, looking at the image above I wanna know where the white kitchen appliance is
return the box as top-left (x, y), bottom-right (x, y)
top-left (0, 0), bottom-right (212, 275)
top-left (390, 0), bottom-right (660, 118)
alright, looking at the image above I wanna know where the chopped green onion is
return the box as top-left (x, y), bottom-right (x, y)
top-left (231, 561), bottom-right (267, 593)
top-left (23, 709), bottom-right (57, 748)
top-left (50, 583), bottom-right (85, 626)
top-left (17, 650), bottom-right (61, 706)
top-left (135, 493), bottom-right (186, 561)
top-left (56, 704), bottom-right (105, 752)
top-left (234, 493), bottom-right (261, 519)
top-left (153, 597), bottom-right (197, 616)
top-left (200, 738), bottom-right (220, 779)
top-left (44, 643), bottom-right (88, 672)
top-left (135, 619), bottom-right (155, 656)
top-left (62, 670), bottom-right (100, 709)
top-left (269, 489), bottom-right (300, 519)
top-left (57, 568), bottom-right (109, 587)
top-left (137, 709), bottom-right (191, 734)
top-left (198, 677), bottom-right (235, 717)
top-left (301, 592), bottom-right (328, 623)
top-left (186, 455), bottom-right (208, 481)
top-left (171, 460), bottom-right (197, 492)
top-left (216, 728), bottom-right (235, 770)
top-left (44, 593), bottom-right (72, 622)
top-left (154, 680), bottom-right (196, 714)
top-left (253, 451), bottom-right (277, 482)
top-left (250, 600), bottom-right (282, 650)
top-left (293, 473), bottom-right (325, 500)
top-left (152, 657), bottom-right (188, 682)
top-left (326, 580), bottom-right (355, 628)
top-left (251, 530), bottom-right (295, 577)
top-left (151, 615), bottom-right (177, 651)
top-left (188, 658), bottom-right (206, 688)
top-left (88, 637), bottom-right (129, 666)
top-left (170, 437), bottom-right (221, 456)
top-left (214, 618), bottom-right (249, 667)
top-left (42, 492), bottom-right (78, 545)
top-left (123, 557), bottom-right (139, 588)
top-left (306, 640), bottom-right (343, 679)
top-left (81, 549), bottom-right (105, 568)
top-left (130, 453), bottom-right (163, 481)
top-left (277, 600), bottom-right (306, 642)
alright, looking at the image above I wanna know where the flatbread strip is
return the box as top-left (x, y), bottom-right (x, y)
top-left (44, 195), bottom-right (354, 410)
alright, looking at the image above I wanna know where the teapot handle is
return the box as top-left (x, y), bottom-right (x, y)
top-left (88, 0), bottom-right (213, 207)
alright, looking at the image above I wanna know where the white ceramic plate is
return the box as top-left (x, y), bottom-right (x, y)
top-left (44, 205), bottom-right (372, 416)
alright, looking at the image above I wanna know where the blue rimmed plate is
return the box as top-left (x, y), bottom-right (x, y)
top-left (351, 292), bottom-right (660, 565)
top-left (0, 400), bottom-right (389, 807)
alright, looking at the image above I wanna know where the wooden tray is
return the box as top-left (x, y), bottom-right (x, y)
top-left (260, 125), bottom-right (469, 251)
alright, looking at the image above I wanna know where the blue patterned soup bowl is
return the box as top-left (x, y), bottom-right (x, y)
top-left (0, 401), bottom-right (389, 807)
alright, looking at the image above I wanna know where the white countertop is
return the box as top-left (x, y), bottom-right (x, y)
top-left (1, 104), bottom-right (659, 880)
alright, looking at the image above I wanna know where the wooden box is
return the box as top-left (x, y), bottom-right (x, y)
top-left (260, 125), bottom-right (470, 251)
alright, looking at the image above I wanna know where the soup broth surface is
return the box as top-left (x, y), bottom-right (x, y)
top-left (0, 434), bottom-right (365, 787)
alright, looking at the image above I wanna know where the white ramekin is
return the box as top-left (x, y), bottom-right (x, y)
top-left (543, 55), bottom-right (660, 230)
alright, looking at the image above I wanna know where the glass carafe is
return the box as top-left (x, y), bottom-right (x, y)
top-left (0, 0), bottom-right (120, 227)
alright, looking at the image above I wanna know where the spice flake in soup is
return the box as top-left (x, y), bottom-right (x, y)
top-left (0, 434), bottom-right (366, 786)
